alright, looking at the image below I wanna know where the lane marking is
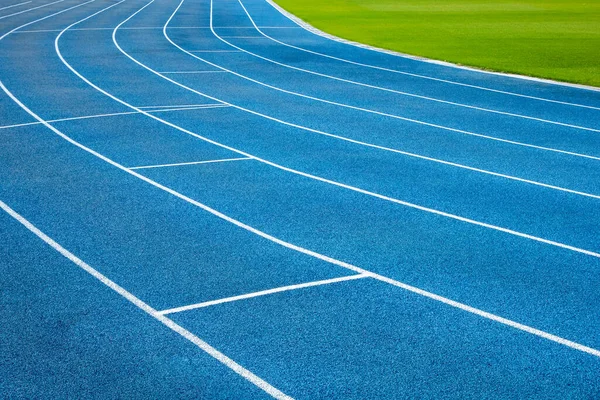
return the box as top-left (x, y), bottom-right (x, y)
top-left (169, 0), bottom-right (600, 165)
top-left (144, 105), bottom-right (229, 112)
top-left (6, 16), bottom-right (600, 358)
top-left (0, 200), bottom-right (292, 400)
top-left (0, 1), bottom-right (32, 12)
top-left (158, 274), bottom-right (369, 314)
top-left (0, 4), bottom-right (292, 399)
top-left (15, 26), bottom-right (165, 32)
top-left (11, 25), bottom-right (342, 33)
top-left (190, 49), bottom-right (240, 53)
top-left (144, 3), bottom-right (600, 200)
top-left (221, 35), bottom-right (264, 39)
top-left (0, 0), bottom-right (69, 20)
top-left (160, 70), bottom-right (226, 74)
top-left (212, 0), bottom-right (600, 134)
top-left (115, 0), bottom-right (600, 253)
top-left (12, 26), bottom-right (249, 33)
top-left (137, 103), bottom-right (226, 109)
top-left (0, 0), bottom-right (65, 21)
top-left (264, 0), bottom-right (600, 107)
top-left (129, 157), bottom-right (251, 170)
top-left (0, 105), bottom-right (228, 131)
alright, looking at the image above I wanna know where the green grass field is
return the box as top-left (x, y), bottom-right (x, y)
top-left (274, 0), bottom-right (600, 87)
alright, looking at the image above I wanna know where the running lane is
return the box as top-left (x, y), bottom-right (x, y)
top-left (118, 0), bottom-right (600, 203)
top-left (2, 0), bottom-right (600, 398)
top-left (0, 2), bottom-right (303, 397)
top-left (207, 0), bottom-right (600, 134)
top-left (59, 0), bottom-right (600, 344)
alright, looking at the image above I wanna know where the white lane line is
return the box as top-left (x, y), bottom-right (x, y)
top-left (145, 105), bottom-right (229, 112)
top-left (160, 70), bottom-right (226, 74)
top-left (8, 19), bottom-right (600, 359)
top-left (129, 157), bottom-right (251, 170)
top-left (256, 26), bottom-right (301, 29)
top-left (153, 6), bottom-right (600, 200)
top-left (15, 26), bottom-right (164, 32)
top-left (220, 35), bottom-right (264, 39)
top-left (264, 0), bottom-right (600, 108)
top-left (118, 2), bottom-right (600, 247)
top-left (0, 5), bottom-right (292, 399)
top-left (217, 0), bottom-right (600, 134)
top-left (0, 200), bottom-right (292, 400)
top-left (138, 103), bottom-right (226, 109)
top-left (168, 1), bottom-right (600, 165)
top-left (190, 49), bottom-right (240, 53)
top-left (0, 105), bottom-right (228, 131)
top-left (0, 0), bottom-right (65, 20)
top-left (159, 274), bottom-right (369, 315)
top-left (0, 111), bottom-right (140, 130)
top-left (0, 1), bottom-right (31, 12)
top-left (12, 26), bottom-right (235, 33)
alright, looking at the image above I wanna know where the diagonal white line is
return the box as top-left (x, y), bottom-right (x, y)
top-left (129, 157), bottom-right (252, 170)
top-left (0, 105), bottom-right (228, 131)
top-left (0, 1), bottom-right (31, 12)
top-left (0, 111), bottom-right (138, 130)
top-left (160, 70), bottom-right (226, 74)
top-left (0, 0), bottom-right (66, 21)
top-left (145, 105), bottom-right (229, 112)
top-left (15, 26), bottom-right (162, 33)
top-left (144, 105), bottom-right (230, 112)
top-left (189, 49), bottom-right (240, 53)
top-left (220, 36), bottom-right (263, 39)
top-left (137, 103), bottom-right (225, 109)
top-left (0, 200), bottom-right (292, 400)
top-left (159, 274), bottom-right (369, 315)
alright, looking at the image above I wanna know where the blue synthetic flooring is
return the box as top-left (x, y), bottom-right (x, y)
top-left (1, 0), bottom-right (599, 398)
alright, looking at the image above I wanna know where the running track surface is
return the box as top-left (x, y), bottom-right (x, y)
top-left (1, 0), bottom-right (600, 398)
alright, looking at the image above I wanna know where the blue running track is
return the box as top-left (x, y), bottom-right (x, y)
top-left (1, 0), bottom-right (600, 398)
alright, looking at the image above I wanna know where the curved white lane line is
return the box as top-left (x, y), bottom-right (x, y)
top-left (81, 0), bottom-right (600, 258)
top-left (159, 3), bottom-right (600, 199)
top-left (0, 0), bottom-right (66, 21)
top-left (210, 0), bottom-right (600, 132)
top-left (113, 1), bottom-right (600, 254)
top-left (134, 1), bottom-right (600, 201)
top-left (152, 42), bottom-right (600, 168)
top-left (264, 0), bottom-right (600, 103)
top-left (164, 2), bottom-right (600, 165)
top-left (0, 4), bottom-right (292, 399)
top-left (5, 0), bottom-right (600, 362)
